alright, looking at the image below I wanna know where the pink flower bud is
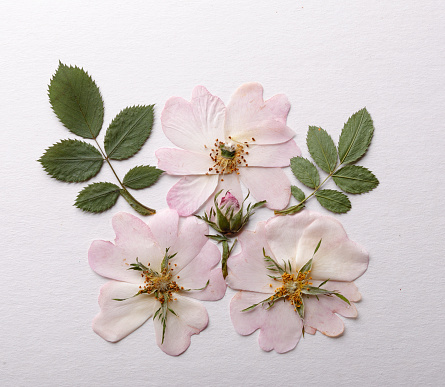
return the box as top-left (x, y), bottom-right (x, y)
top-left (220, 191), bottom-right (240, 212)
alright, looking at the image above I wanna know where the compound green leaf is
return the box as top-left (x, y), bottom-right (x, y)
top-left (290, 157), bottom-right (320, 189)
top-left (307, 126), bottom-right (337, 173)
top-left (104, 105), bottom-right (154, 160)
top-left (123, 165), bottom-right (163, 190)
top-left (48, 62), bottom-right (104, 138)
top-left (39, 139), bottom-right (103, 182)
top-left (75, 182), bottom-right (120, 213)
top-left (315, 189), bottom-right (351, 213)
top-left (333, 165), bottom-right (379, 194)
top-left (338, 108), bottom-right (374, 164)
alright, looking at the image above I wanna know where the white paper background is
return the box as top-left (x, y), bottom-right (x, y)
top-left (1, 1), bottom-right (445, 385)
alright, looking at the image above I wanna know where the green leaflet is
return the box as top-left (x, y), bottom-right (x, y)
top-left (315, 189), bottom-right (351, 213)
top-left (123, 165), bottom-right (163, 190)
top-left (75, 182), bottom-right (120, 213)
top-left (338, 108), bottom-right (374, 164)
top-left (307, 126), bottom-right (337, 173)
top-left (290, 157), bottom-right (320, 189)
top-left (39, 139), bottom-right (103, 182)
top-left (48, 62), bottom-right (104, 139)
top-left (104, 105), bottom-right (154, 160)
top-left (291, 185), bottom-right (305, 202)
top-left (333, 165), bottom-right (379, 194)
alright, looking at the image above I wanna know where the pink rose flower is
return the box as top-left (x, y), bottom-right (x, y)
top-left (156, 83), bottom-right (301, 216)
top-left (226, 211), bottom-right (369, 353)
top-left (88, 209), bottom-right (226, 356)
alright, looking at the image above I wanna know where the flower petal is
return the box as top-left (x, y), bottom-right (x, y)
top-left (230, 291), bottom-right (303, 353)
top-left (266, 211), bottom-right (317, 269)
top-left (293, 214), bottom-right (369, 282)
top-left (227, 223), bottom-right (278, 293)
top-left (170, 216), bottom-right (209, 272)
top-left (161, 86), bottom-right (225, 152)
top-left (176, 241), bottom-right (226, 301)
top-left (147, 209), bottom-right (179, 252)
top-left (89, 213), bottom-right (164, 282)
top-left (225, 83), bottom-right (294, 144)
top-left (202, 172), bottom-right (243, 216)
top-left (245, 140), bottom-right (300, 167)
top-left (239, 167), bottom-right (291, 210)
top-left (153, 295), bottom-right (208, 356)
top-left (303, 295), bottom-right (352, 337)
top-left (92, 281), bottom-right (157, 342)
top-left (156, 148), bottom-right (214, 175)
top-left (166, 174), bottom-right (219, 216)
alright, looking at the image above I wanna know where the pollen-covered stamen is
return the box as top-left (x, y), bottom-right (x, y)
top-left (271, 270), bottom-right (312, 309)
top-left (139, 267), bottom-right (180, 304)
top-left (207, 139), bottom-right (248, 175)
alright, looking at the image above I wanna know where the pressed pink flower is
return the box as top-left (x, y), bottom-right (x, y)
top-left (226, 211), bottom-right (369, 353)
top-left (88, 209), bottom-right (226, 356)
top-left (156, 83), bottom-right (301, 216)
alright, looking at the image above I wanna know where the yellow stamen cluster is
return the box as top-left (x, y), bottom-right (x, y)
top-left (139, 268), bottom-right (180, 304)
top-left (270, 270), bottom-right (313, 309)
top-left (206, 137), bottom-right (255, 176)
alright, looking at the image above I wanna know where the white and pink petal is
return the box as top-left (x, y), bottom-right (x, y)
top-left (230, 291), bottom-right (303, 353)
top-left (239, 167), bottom-right (291, 210)
top-left (166, 174), bottom-right (219, 216)
top-left (93, 281), bottom-right (157, 342)
top-left (161, 86), bottom-right (225, 153)
top-left (156, 148), bottom-right (214, 175)
top-left (245, 140), bottom-right (300, 167)
top-left (153, 295), bottom-right (209, 356)
top-left (176, 241), bottom-right (226, 301)
top-left (225, 83), bottom-right (295, 145)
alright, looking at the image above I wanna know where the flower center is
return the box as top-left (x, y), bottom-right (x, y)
top-left (271, 270), bottom-right (312, 309)
top-left (139, 267), bottom-right (180, 304)
top-left (207, 138), bottom-right (249, 175)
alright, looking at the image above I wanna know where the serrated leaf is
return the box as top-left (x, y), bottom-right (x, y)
top-left (338, 108), bottom-right (374, 164)
top-left (291, 185), bottom-right (305, 202)
top-left (75, 182), bottom-right (120, 213)
top-left (315, 189), bottom-right (351, 213)
top-left (104, 105), bottom-right (154, 160)
top-left (307, 126), bottom-right (337, 173)
top-left (119, 190), bottom-right (155, 216)
top-left (290, 157), bottom-right (320, 189)
top-left (39, 139), bottom-right (103, 182)
top-left (123, 165), bottom-right (163, 190)
top-left (48, 62), bottom-right (104, 139)
top-left (332, 165), bottom-right (379, 194)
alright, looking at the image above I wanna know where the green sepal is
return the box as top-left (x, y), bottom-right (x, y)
top-left (104, 105), bottom-right (154, 160)
top-left (332, 165), bottom-right (379, 194)
top-left (290, 157), bottom-right (320, 189)
top-left (333, 293), bottom-right (351, 305)
top-left (299, 258), bottom-right (313, 275)
top-left (123, 165), bottom-right (163, 190)
top-left (338, 108), bottom-right (374, 164)
top-left (296, 302), bottom-right (304, 319)
top-left (39, 139), bottom-right (103, 182)
top-left (205, 234), bottom-right (229, 243)
top-left (75, 182), bottom-right (120, 213)
top-left (307, 126), bottom-right (338, 173)
top-left (48, 62), bottom-right (104, 139)
top-left (291, 186), bottom-right (305, 202)
top-left (315, 189), bottom-right (351, 213)
top-left (119, 189), bottom-right (156, 216)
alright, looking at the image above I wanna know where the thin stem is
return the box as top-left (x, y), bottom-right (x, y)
top-left (275, 163), bottom-right (343, 215)
top-left (93, 138), bottom-right (155, 215)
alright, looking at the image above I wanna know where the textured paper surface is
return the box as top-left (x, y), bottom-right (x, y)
top-left (1, 0), bottom-right (445, 385)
